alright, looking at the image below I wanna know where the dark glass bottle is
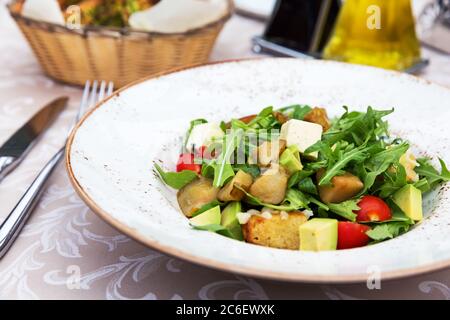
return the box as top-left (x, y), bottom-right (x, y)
top-left (263, 0), bottom-right (341, 56)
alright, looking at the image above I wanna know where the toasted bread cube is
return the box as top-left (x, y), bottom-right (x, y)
top-left (242, 212), bottom-right (308, 250)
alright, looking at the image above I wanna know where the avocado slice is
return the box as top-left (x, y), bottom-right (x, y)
top-left (190, 205), bottom-right (221, 226)
top-left (280, 145), bottom-right (303, 175)
top-left (299, 218), bottom-right (338, 251)
top-left (392, 184), bottom-right (423, 221)
top-left (220, 202), bottom-right (244, 241)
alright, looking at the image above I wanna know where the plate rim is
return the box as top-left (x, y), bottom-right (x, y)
top-left (65, 58), bottom-right (450, 283)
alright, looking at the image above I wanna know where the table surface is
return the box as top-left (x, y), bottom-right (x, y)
top-left (1, 1), bottom-right (450, 300)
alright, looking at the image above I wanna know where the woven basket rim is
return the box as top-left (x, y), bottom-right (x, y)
top-left (7, 0), bottom-right (234, 38)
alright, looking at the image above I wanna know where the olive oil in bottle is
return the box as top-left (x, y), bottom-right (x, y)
top-left (323, 0), bottom-right (421, 70)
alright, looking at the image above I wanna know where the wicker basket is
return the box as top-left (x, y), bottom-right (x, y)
top-left (7, 1), bottom-right (233, 88)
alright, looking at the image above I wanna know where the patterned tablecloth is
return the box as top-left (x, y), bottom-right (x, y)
top-left (1, 1), bottom-right (450, 300)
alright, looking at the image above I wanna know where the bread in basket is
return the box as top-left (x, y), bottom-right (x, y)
top-left (8, 0), bottom-right (233, 87)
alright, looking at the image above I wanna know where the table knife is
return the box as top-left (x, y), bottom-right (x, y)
top-left (0, 96), bottom-right (68, 183)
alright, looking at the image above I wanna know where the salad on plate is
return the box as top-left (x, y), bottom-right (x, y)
top-left (155, 105), bottom-right (450, 251)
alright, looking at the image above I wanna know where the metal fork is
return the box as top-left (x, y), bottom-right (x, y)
top-left (0, 80), bottom-right (114, 258)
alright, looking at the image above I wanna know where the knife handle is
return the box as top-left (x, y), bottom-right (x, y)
top-left (0, 147), bottom-right (64, 258)
top-left (0, 156), bottom-right (17, 183)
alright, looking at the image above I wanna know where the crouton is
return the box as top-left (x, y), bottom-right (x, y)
top-left (242, 211), bottom-right (308, 250)
top-left (304, 107), bottom-right (331, 131)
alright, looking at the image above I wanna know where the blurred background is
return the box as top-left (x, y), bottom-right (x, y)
top-left (3, 0), bottom-right (450, 88)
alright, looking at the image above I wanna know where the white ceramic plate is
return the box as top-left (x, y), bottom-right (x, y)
top-left (66, 58), bottom-right (450, 283)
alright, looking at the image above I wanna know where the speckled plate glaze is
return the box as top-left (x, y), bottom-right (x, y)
top-left (66, 58), bottom-right (450, 283)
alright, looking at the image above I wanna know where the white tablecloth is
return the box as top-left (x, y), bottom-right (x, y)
top-left (1, 0), bottom-right (450, 299)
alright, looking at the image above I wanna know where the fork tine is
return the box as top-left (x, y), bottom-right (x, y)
top-left (97, 80), bottom-right (107, 102)
top-left (76, 80), bottom-right (91, 122)
top-left (87, 80), bottom-right (98, 111)
top-left (107, 81), bottom-right (114, 97)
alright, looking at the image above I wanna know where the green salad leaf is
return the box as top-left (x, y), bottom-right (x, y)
top-left (366, 222), bottom-right (411, 241)
top-left (327, 199), bottom-right (360, 222)
top-left (292, 105), bottom-right (313, 120)
top-left (415, 158), bottom-right (450, 190)
top-left (154, 164), bottom-right (197, 189)
top-left (212, 129), bottom-right (244, 187)
top-left (375, 164), bottom-right (407, 198)
top-left (287, 170), bottom-right (314, 188)
top-left (311, 142), bottom-right (371, 186)
top-left (277, 104), bottom-right (312, 120)
top-left (323, 107), bottom-right (393, 146)
top-left (297, 177), bottom-right (318, 195)
top-left (359, 142), bottom-right (409, 193)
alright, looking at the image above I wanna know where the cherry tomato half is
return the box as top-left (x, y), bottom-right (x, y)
top-left (176, 153), bottom-right (201, 174)
top-left (355, 195), bottom-right (392, 222)
top-left (338, 222), bottom-right (371, 250)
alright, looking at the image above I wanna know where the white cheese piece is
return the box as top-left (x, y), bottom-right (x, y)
top-left (280, 211), bottom-right (289, 220)
top-left (129, 0), bottom-right (228, 33)
top-left (186, 122), bottom-right (224, 150)
top-left (22, 0), bottom-right (65, 25)
top-left (280, 119), bottom-right (323, 159)
top-left (399, 149), bottom-right (419, 182)
top-left (237, 212), bottom-right (251, 225)
top-left (260, 211), bottom-right (272, 220)
top-left (303, 209), bottom-right (314, 219)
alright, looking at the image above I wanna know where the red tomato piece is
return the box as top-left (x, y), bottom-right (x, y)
top-left (338, 222), bottom-right (371, 250)
top-left (355, 195), bottom-right (392, 222)
top-left (176, 153), bottom-right (201, 174)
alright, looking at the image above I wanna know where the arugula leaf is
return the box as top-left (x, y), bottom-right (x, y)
top-left (246, 106), bottom-right (279, 130)
top-left (212, 129), bottom-right (244, 187)
top-left (415, 157), bottom-right (450, 190)
top-left (413, 178), bottom-right (431, 193)
top-left (360, 142), bottom-right (409, 193)
top-left (154, 164), bottom-right (197, 189)
top-left (327, 199), bottom-right (360, 221)
top-left (201, 161), bottom-right (215, 179)
top-left (323, 107), bottom-right (393, 146)
top-left (287, 170), bottom-right (314, 188)
top-left (375, 164), bottom-right (407, 198)
top-left (292, 105), bottom-right (312, 120)
top-left (213, 163), bottom-right (235, 188)
top-left (366, 222), bottom-right (411, 241)
top-left (297, 177), bottom-right (318, 195)
top-left (277, 104), bottom-right (311, 119)
top-left (184, 118), bottom-right (207, 149)
top-left (315, 143), bottom-right (371, 186)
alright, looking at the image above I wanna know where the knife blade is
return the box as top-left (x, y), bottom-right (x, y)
top-left (0, 96), bottom-right (68, 182)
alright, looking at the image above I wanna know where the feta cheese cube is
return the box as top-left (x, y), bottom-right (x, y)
top-left (186, 122), bottom-right (224, 150)
top-left (280, 119), bottom-right (323, 159)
